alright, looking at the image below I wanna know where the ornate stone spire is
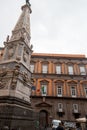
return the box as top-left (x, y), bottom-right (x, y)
top-left (0, 2), bottom-right (35, 129)
top-left (1, 1), bottom-right (33, 103)
top-left (10, 2), bottom-right (32, 46)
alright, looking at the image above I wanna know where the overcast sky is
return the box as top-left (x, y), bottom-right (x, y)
top-left (0, 0), bottom-right (87, 56)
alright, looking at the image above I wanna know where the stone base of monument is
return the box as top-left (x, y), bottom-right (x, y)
top-left (0, 96), bottom-right (36, 130)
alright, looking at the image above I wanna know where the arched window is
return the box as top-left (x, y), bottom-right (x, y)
top-left (73, 104), bottom-right (78, 113)
top-left (58, 103), bottom-right (63, 112)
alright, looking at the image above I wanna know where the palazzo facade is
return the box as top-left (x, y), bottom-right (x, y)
top-left (30, 53), bottom-right (87, 127)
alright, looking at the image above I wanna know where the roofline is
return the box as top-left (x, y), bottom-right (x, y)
top-left (31, 53), bottom-right (86, 59)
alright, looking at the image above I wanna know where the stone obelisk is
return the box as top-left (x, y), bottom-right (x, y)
top-left (0, 1), bottom-right (35, 130)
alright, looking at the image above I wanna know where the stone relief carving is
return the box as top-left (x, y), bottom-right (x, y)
top-left (11, 65), bottom-right (20, 90)
top-left (23, 47), bottom-right (29, 62)
top-left (0, 81), bottom-right (5, 89)
top-left (30, 77), bottom-right (34, 85)
top-left (23, 51), bottom-right (27, 62)
top-left (7, 44), bottom-right (16, 59)
top-left (11, 78), bottom-right (17, 90)
top-left (0, 66), bottom-right (20, 90)
top-left (20, 28), bottom-right (30, 44)
top-left (22, 72), bottom-right (29, 83)
top-left (0, 78), bottom-right (9, 89)
top-left (30, 44), bottom-right (33, 50)
top-left (0, 71), bottom-right (7, 77)
top-left (13, 64), bottom-right (20, 76)
top-left (20, 29), bottom-right (25, 40)
top-left (0, 67), bottom-right (7, 77)
top-left (16, 56), bottom-right (21, 61)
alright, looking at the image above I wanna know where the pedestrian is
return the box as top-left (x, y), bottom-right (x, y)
top-left (76, 126), bottom-right (82, 130)
top-left (56, 122), bottom-right (64, 130)
top-left (61, 121), bottom-right (65, 130)
top-left (76, 123), bottom-right (82, 130)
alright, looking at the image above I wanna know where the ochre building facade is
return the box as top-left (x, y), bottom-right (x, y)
top-left (30, 53), bottom-right (87, 126)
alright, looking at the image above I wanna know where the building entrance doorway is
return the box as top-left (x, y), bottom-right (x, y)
top-left (39, 110), bottom-right (48, 129)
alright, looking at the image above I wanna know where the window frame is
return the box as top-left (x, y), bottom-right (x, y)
top-left (68, 65), bottom-right (74, 75)
top-left (57, 85), bottom-right (62, 97)
top-left (42, 64), bottom-right (48, 73)
top-left (41, 83), bottom-right (48, 96)
top-left (84, 87), bottom-right (87, 97)
top-left (83, 84), bottom-right (87, 97)
top-left (70, 85), bottom-right (77, 97)
top-left (73, 104), bottom-right (78, 113)
top-left (58, 103), bottom-right (63, 112)
top-left (56, 64), bottom-right (61, 74)
top-left (79, 65), bottom-right (86, 75)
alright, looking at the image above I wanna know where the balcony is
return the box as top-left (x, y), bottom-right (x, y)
top-left (57, 109), bottom-right (65, 117)
top-left (72, 109), bottom-right (81, 119)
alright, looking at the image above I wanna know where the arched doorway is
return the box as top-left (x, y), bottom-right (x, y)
top-left (39, 110), bottom-right (48, 129)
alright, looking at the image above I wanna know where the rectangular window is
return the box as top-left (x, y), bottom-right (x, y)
top-left (57, 86), bottom-right (62, 97)
top-left (42, 65), bottom-right (48, 73)
top-left (68, 65), bottom-right (73, 75)
top-left (85, 88), bottom-right (87, 97)
top-left (58, 103), bottom-right (63, 112)
top-left (73, 104), bottom-right (78, 113)
top-left (71, 86), bottom-right (76, 97)
top-left (30, 64), bottom-right (34, 73)
top-left (41, 85), bottom-right (47, 96)
top-left (56, 65), bottom-right (61, 74)
top-left (83, 84), bottom-right (87, 97)
top-left (80, 66), bottom-right (86, 75)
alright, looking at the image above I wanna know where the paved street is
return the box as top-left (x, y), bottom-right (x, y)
top-left (39, 127), bottom-right (52, 130)
top-left (47, 127), bottom-right (52, 130)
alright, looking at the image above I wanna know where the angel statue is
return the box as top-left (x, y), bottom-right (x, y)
top-left (26, 0), bottom-right (29, 4)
